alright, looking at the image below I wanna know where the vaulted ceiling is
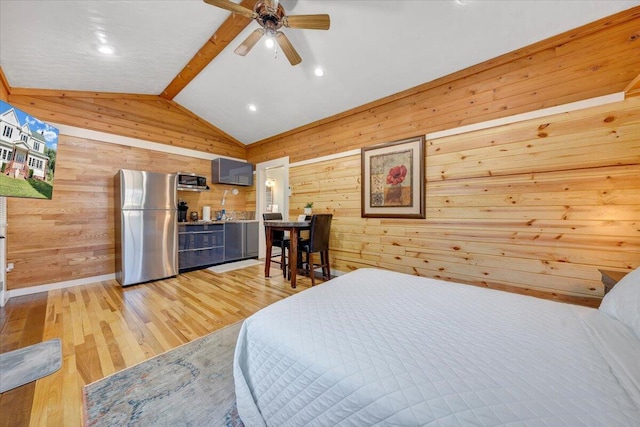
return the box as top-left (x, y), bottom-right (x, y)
top-left (0, 0), bottom-right (637, 145)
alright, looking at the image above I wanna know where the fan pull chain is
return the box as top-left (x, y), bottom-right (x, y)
top-left (274, 42), bottom-right (278, 60)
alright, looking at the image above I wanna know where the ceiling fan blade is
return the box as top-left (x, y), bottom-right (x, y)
top-left (203, 0), bottom-right (256, 19)
top-left (234, 29), bottom-right (265, 56)
top-left (275, 31), bottom-right (302, 66)
top-left (283, 14), bottom-right (330, 30)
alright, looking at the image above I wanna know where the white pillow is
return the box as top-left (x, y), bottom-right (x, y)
top-left (599, 267), bottom-right (640, 339)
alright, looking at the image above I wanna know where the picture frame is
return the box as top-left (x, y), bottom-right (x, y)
top-left (0, 100), bottom-right (59, 199)
top-left (361, 135), bottom-right (425, 218)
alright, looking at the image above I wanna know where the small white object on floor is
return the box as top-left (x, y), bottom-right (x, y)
top-left (207, 259), bottom-right (263, 274)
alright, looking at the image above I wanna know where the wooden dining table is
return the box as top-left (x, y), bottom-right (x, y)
top-left (264, 220), bottom-right (310, 288)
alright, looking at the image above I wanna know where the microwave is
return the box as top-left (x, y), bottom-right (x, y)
top-left (176, 172), bottom-right (209, 191)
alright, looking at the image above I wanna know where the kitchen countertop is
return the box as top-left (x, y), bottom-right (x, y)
top-left (178, 220), bottom-right (258, 225)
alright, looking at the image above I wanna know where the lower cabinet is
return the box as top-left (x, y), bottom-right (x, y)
top-left (245, 222), bottom-right (259, 258)
top-left (178, 224), bottom-right (224, 272)
top-left (178, 222), bottom-right (258, 272)
top-left (224, 222), bottom-right (259, 262)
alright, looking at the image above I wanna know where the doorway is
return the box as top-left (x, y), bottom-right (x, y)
top-left (256, 157), bottom-right (289, 259)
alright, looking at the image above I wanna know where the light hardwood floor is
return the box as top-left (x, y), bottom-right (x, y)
top-left (0, 265), bottom-right (310, 427)
top-left (0, 263), bottom-right (600, 426)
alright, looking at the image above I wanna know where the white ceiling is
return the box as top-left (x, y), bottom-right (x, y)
top-left (1, 0), bottom-right (637, 145)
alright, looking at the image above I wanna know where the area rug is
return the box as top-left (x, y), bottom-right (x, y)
top-left (83, 322), bottom-right (244, 427)
top-left (0, 338), bottom-right (62, 393)
top-left (207, 259), bottom-right (263, 274)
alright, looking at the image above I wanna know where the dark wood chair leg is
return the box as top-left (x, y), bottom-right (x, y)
top-left (308, 252), bottom-right (315, 286)
top-left (319, 250), bottom-right (328, 280)
top-left (325, 250), bottom-right (330, 280)
top-left (280, 243), bottom-right (286, 275)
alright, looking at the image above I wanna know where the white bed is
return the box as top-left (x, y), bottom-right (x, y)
top-left (234, 268), bottom-right (640, 426)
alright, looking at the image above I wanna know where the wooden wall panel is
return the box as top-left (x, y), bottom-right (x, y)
top-left (3, 81), bottom-right (252, 291)
top-left (5, 135), bottom-right (250, 291)
top-left (288, 98), bottom-right (640, 303)
top-left (7, 90), bottom-right (246, 159)
top-left (428, 101), bottom-right (640, 180)
top-left (247, 8), bottom-right (640, 164)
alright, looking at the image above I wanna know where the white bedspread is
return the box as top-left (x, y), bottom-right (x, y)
top-left (234, 268), bottom-right (640, 426)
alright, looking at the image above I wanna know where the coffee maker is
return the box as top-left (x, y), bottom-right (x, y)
top-left (178, 201), bottom-right (188, 222)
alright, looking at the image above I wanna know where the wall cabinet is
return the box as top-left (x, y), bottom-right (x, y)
top-left (224, 222), bottom-right (259, 262)
top-left (212, 158), bottom-right (254, 186)
top-left (178, 223), bottom-right (224, 271)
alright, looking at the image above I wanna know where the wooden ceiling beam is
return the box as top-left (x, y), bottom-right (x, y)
top-left (625, 72), bottom-right (640, 98)
top-left (160, 0), bottom-right (258, 100)
top-left (0, 66), bottom-right (11, 100)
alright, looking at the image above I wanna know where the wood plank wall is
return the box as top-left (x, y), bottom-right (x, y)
top-left (256, 7), bottom-right (640, 301)
top-left (288, 97), bottom-right (640, 300)
top-left (1, 78), bottom-right (252, 292)
top-left (6, 91), bottom-right (246, 159)
top-left (5, 135), bottom-right (249, 291)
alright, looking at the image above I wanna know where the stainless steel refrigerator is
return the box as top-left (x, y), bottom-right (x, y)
top-left (115, 169), bottom-right (178, 286)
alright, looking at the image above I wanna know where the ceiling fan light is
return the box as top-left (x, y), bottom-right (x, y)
top-left (248, 104), bottom-right (257, 112)
top-left (265, 37), bottom-right (275, 49)
top-left (314, 66), bottom-right (325, 77)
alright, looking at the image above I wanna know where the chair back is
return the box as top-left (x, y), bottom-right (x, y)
top-left (263, 213), bottom-right (283, 221)
top-left (263, 212), bottom-right (285, 242)
top-left (308, 214), bottom-right (332, 252)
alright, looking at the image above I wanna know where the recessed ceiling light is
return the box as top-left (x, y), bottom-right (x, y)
top-left (98, 45), bottom-right (114, 55)
top-left (248, 104), bottom-right (257, 112)
top-left (314, 66), bottom-right (325, 77)
top-left (96, 32), bottom-right (107, 44)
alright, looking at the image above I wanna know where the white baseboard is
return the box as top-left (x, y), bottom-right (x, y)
top-left (5, 273), bottom-right (116, 301)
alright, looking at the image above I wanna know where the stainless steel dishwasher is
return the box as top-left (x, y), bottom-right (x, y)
top-left (224, 221), bottom-right (258, 262)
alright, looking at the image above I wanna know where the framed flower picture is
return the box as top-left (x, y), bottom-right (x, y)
top-left (361, 136), bottom-right (425, 218)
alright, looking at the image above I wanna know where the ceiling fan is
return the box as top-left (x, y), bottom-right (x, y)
top-left (204, 0), bottom-right (330, 66)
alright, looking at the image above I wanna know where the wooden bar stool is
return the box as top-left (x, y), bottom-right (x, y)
top-left (297, 214), bottom-right (332, 286)
top-left (263, 213), bottom-right (290, 277)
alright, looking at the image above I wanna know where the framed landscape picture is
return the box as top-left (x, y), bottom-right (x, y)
top-left (361, 136), bottom-right (425, 218)
top-left (0, 100), bottom-right (58, 199)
